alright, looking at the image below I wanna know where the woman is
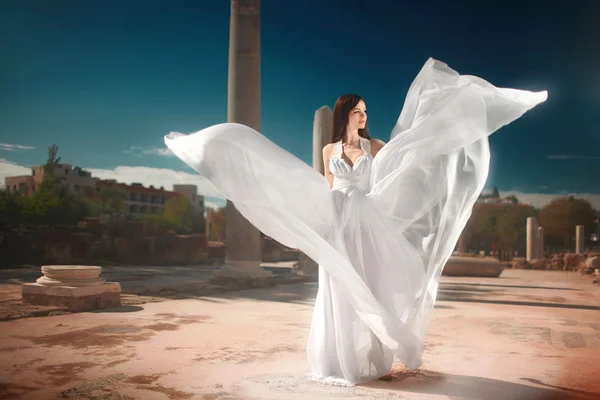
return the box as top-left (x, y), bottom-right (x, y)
top-left (309, 94), bottom-right (394, 384)
top-left (165, 58), bottom-right (547, 386)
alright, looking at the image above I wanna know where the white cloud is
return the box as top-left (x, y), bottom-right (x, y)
top-left (547, 155), bottom-right (600, 160)
top-left (86, 165), bottom-right (224, 198)
top-left (123, 146), bottom-right (174, 157)
top-left (0, 143), bottom-right (35, 151)
top-left (0, 159), bottom-right (31, 186)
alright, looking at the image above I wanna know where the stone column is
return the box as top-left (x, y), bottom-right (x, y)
top-left (292, 106), bottom-right (333, 281)
top-left (537, 226), bottom-right (544, 259)
top-left (526, 217), bottom-right (538, 261)
top-left (575, 225), bottom-right (584, 254)
top-left (213, 0), bottom-right (272, 283)
top-left (312, 106), bottom-right (333, 173)
top-left (457, 233), bottom-right (466, 253)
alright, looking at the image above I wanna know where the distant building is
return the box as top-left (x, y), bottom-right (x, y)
top-left (5, 163), bottom-right (98, 196)
top-left (173, 184), bottom-right (205, 216)
top-left (96, 180), bottom-right (183, 217)
top-left (5, 175), bottom-right (35, 196)
top-left (3, 162), bottom-right (205, 218)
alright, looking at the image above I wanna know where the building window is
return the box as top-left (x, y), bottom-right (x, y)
top-left (65, 169), bottom-right (69, 175)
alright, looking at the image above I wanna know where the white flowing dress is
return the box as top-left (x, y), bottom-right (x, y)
top-left (164, 58), bottom-right (547, 385)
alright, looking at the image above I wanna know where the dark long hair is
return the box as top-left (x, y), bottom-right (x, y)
top-left (331, 94), bottom-right (371, 143)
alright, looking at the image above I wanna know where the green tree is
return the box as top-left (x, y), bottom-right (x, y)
top-left (463, 201), bottom-right (538, 255)
top-left (491, 186), bottom-right (500, 199)
top-left (1, 144), bottom-right (93, 227)
top-left (464, 204), bottom-right (502, 250)
top-left (538, 196), bottom-right (597, 248)
top-left (0, 189), bottom-right (24, 225)
top-left (207, 207), bottom-right (226, 241)
top-left (29, 179), bottom-right (86, 225)
top-left (44, 144), bottom-right (62, 178)
top-left (25, 144), bottom-right (89, 225)
top-left (496, 205), bottom-right (537, 255)
top-left (504, 195), bottom-right (519, 205)
top-left (82, 187), bottom-right (127, 216)
top-left (100, 188), bottom-right (126, 214)
top-left (163, 196), bottom-right (193, 232)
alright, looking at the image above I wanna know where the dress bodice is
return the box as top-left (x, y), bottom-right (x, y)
top-left (329, 137), bottom-right (372, 192)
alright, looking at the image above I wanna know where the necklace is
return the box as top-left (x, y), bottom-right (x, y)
top-left (342, 138), bottom-right (362, 149)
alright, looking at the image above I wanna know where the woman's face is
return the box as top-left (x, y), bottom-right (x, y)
top-left (347, 100), bottom-right (367, 131)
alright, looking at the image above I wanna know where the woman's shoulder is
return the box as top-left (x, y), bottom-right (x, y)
top-left (369, 138), bottom-right (386, 156)
top-left (369, 138), bottom-right (386, 148)
top-left (322, 142), bottom-right (335, 157)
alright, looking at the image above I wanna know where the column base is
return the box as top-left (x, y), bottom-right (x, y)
top-left (22, 282), bottom-right (121, 311)
top-left (291, 254), bottom-right (319, 282)
top-left (211, 259), bottom-right (273, 289)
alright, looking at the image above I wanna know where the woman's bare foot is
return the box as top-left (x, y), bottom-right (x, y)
top-left (378, 373), bottom-right (393, 381)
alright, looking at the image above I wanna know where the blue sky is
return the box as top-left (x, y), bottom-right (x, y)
top-left (1, 0), bottom-right (599, 209)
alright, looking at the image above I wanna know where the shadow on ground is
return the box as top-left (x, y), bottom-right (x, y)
top-left (114, 278), bottom-right (595, 311)
top-left (361, 369), bottom-right (599, 400)
top-left (82, 273), bottom-right (598, 317)
top-left (437, 282), bottom-right (600, 311)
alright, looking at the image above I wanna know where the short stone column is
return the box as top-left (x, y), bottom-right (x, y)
top-left (292, 252), bottom-right (319, 280)
top-left (312, 106), bottom-right (333, 175)
top-left (526, 217), bottom-right (538, 262)
top-left (22, 266), bottom-right (121, 311)
top-left (291, 106), bottom-right (333, 281)
top-left (537, 226), bottom-right (544, 259)
top-left (457, 233), bottom-right (466, 253)
top-left (575, 225), bottom-right (584, 254)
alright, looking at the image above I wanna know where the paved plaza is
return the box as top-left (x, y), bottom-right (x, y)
top-left (1, 268), bottom-right (599, 400)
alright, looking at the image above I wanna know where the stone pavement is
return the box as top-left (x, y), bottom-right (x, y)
top-left (0, 262), bottom-right (299, 321)
top-left (1, 269), bottom-right (599, 400)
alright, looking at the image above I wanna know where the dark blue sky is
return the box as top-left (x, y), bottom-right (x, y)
top-left (1, 0), bottom-right (599, 197)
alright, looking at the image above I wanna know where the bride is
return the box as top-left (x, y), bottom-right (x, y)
top-left (165, 58), bottom-right (547, 386)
